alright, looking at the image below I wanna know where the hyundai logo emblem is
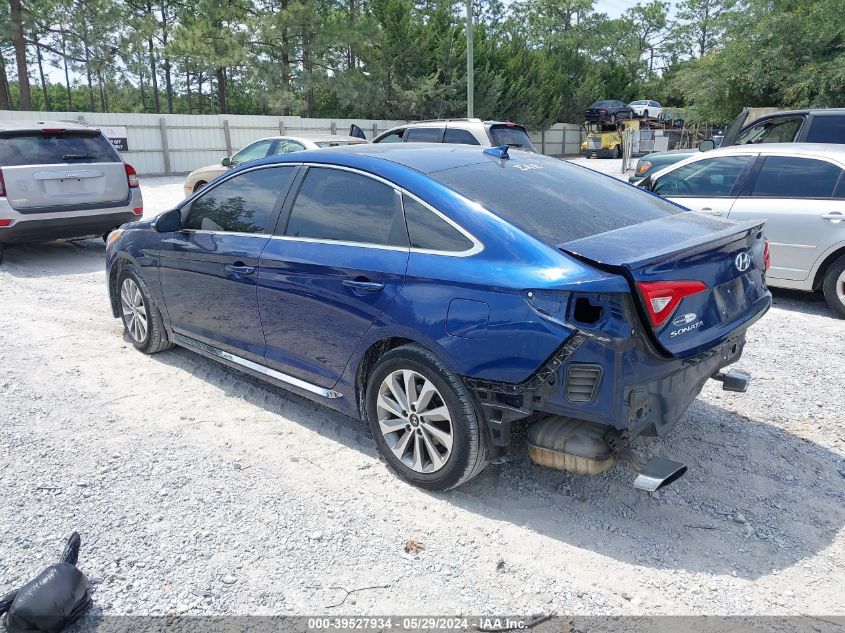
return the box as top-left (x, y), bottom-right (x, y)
top-left (735, 252), bottom-right (751, 272)
top-left (672, 312), bottom-right (698, 326)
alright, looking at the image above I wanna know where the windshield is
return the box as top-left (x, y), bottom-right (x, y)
top-left (488, 125), bottom-right (536, 152)
top-left (429, 156), bottom-right (681, 244)
top-left (0, 130), bottom-right (120, 166)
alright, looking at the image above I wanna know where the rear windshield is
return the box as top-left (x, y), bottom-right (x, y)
top-left (0, 130), bottom-right (119, 166)
top-left (488, 126), bottom-right (536, 152)
top-left (429, 157), bottom-right (682, 244)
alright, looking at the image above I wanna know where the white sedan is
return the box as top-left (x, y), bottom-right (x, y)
top-left (628, 100), bottom-right (663, 120)
top-left (183, 135), bottom-right (367, 196)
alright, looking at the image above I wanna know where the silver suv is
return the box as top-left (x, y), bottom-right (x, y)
top-left (360, 119), bottom-right (537, 151)
top-left (0, 120), bottom-right (143, 262)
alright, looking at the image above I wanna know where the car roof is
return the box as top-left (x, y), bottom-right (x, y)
top-left (0, 119), bottom-right (96, 133)
top-left (695, 142), bottom-right (845, 157)
top-left (399, 119), bottom-right (519, 127)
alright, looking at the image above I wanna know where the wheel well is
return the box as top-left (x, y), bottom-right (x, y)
top-left (108, 258), bottom-right (131, 317)
top-left (355, 337), bottom-right (414, 419)
top-left (193, 180), bottom-right (207, 192)
top-left (812, 246), bottom-right (845, 290)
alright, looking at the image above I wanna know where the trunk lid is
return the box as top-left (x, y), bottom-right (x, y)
top-left (0, 129), bottom-right (129, 211)
top-left (560, 212), bottom-right (771, 359)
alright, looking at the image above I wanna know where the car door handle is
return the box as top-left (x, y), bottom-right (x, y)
top-left (342, 279), bottom-right (385, 292)
top-left (225, 263), bottom-right (256, 275)
top-left (700, 207), bottom-right (721, 215)
top-left (821, 212), bottom-right (843, 222)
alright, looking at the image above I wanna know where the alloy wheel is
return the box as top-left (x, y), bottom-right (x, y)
top-left (120, 277), bottom-right (148, 343)
top-left (376, 369), bottom-right (454, 474)
top-left (837, 269), bottom-right (845, 307)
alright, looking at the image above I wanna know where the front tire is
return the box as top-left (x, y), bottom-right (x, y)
top-left (193, 181), bottom-right (207, 193)
top-left (365, 344), bottom-right (489, 490)
top-left (118, 267), bottom-right (173, 353)
top-left (822, 254), bottom-right (845, 319)
top-left (614, 145), bottom-right (622, 158)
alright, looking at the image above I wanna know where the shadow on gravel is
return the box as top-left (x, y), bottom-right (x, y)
top-left (1, 239), bottom-right (106, 277)
top-left (770, 288), bottom-right (836, 319)
top-left (148, 345), bottom-right (845, 582)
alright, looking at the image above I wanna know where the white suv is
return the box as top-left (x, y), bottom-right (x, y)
top-left (366, 119), bottom-right (537, 151)
top-left (0, 120), bottom-right (143, 262)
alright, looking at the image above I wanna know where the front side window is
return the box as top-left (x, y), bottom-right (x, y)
top-left (285, 168), bottom-right (407, 247)
top-left (734, 117), bottom-right (802, 145)
top-left (403, 196), bottom-right (474, 252)
top-left (751, 156), bottom-right (843, 198)
top-left (653, 156), bottom-right (753, 197)
top-left (374, 129), bottom-right (405, 144)
top-left (405, 127), bottom-right (444, 143)
top-left (231, 140), bottom-right (274, 165)
top-left (184, 167), bottom-right (293, 233)
top-left (443, 128), bottom-right (481, 145)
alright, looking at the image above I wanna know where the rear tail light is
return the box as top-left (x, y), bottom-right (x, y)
top-left (0, 219), bottom-right (12, 227)
top-left (132, 207), bottom-right (143, 216)
top-left (637, 280), bottom-right (707, 327)
top-left (41, 128), bottom-right (67, 134)
top-left (0, 167), bottom-right (5, 197)
top-left (763, 239), bottom-right (771, 272)
top-left (125, 163), bottom-right (139, 188)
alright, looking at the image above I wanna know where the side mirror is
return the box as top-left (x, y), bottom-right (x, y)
top-left (221, 156), bottom-right (231, 167)
top-left (155, 208), bottom-right (182, 233)
top-left (698, 139), bottom-right (715, 152)
top-left (639, 175), bottom-right (653, 191)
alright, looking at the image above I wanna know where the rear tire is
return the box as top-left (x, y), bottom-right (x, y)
top-left (118, 266), bottom-right (174, 353)
top-left (0, 243), bottom-right (4, 265)
top-left (643, 109), bottom-right (649, 119)
top-left (614, 145), bottom-right (622, 158)
top-left (822, 254), bottom-right (845, 319)
top-left (365, 344), bottom-right (489, 491)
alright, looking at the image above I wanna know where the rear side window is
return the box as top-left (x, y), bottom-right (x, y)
top-left (488, 125), bottom-right (536, 152)
top-left (751, 156), bottom-right (843, 198)
top-left (285, 167), bottom-right (407, 247)
top-left (429, 157), bottom-right (682, 245)
top-left (0, 131), bottom-right (119, 166)
top-left (735, 117), bottom-right (802, 145)
top-left (403, 196), bottom-right (474, 252)
top-left (405, 128), bottom-right (444, 143)
top-left (804, 116), bottom-right (845, 144)
top-left (443, 128), bottom-right (480, 145)
top-left (653, 156), bottom-right (752, 197)
top-left (184, 166), bottom-right (293, 233)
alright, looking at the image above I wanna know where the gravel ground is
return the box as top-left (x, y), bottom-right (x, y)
top-left (0, 167), bottom-right (843, 618)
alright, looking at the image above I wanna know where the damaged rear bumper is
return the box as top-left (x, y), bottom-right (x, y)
top-left (466, 328), bottom-right (749, 447)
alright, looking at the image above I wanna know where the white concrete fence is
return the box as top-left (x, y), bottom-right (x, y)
top-left (0, 110), bottom-right (582, 175)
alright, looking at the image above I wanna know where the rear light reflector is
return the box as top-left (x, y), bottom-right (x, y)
top-left (132, 207), bottom-right (143, 216)
top-left (763, 239), bottom-right (771, 272)
top-left (637, 280), bottom-right (708, 327)
top-left (0, 167), bottom-right (5, 197)
top-left (125, 163), bottom-right (139, 188)
top-left (0, 219), bottom-right (12, 227)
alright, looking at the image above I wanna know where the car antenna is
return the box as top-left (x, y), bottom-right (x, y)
top-left (483, 144), bottom-right (510, 160)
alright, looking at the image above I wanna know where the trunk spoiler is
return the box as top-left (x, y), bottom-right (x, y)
top-left (558, 213), bottom-right (763, 270)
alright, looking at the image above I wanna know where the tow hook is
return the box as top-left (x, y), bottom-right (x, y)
top-left (712, 368), bottom-right (751, 392)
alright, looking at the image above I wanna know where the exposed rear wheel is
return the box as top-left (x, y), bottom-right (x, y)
top-left (118, 267), bottom-right (174, 353)
top-left (365, 344), bottom-right (489, 490)
top-left (822, 254), bottom-right (845, 319)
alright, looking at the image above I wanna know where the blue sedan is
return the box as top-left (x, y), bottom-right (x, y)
top-left (105, 144), bottom-right (771, 491)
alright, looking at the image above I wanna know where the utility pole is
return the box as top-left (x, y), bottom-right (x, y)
top-left (466, 0), bottom-right (474, 118)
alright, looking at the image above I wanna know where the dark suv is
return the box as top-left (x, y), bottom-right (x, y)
top-left (719, 108), bottom-right (845, 146)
